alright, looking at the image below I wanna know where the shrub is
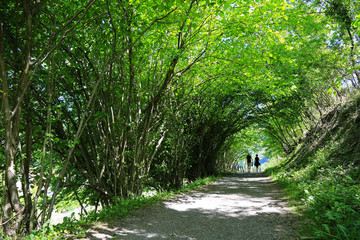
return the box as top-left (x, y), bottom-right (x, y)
top-left (269, 164), bottom-right (360, 239)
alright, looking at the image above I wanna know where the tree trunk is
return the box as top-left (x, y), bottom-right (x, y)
top-left (1, 21), bottom-right (25, 236)
top-left (21, 95), bottom-right (33, 232)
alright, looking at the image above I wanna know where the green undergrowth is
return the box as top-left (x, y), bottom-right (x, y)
top-left (266, 96), bottom-right (360, 239)
top-left (24, 175), bottom-right (221, 239)
top-left (266, 149), bottom-right (360, 240)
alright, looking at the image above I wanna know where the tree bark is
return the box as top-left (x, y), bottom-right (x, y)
top-left (1, 20), bottom-right (24, 236)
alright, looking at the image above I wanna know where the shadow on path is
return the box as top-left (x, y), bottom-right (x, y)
top-left (86, 173), bottom-right (299, 240)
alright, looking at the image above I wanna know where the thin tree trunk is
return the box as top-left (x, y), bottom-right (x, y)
top-left (21, 94), bottom-right (33, 232)
top-left (347, 28), bottom-right (360, 88)
top-left (1, 21), bottom-right (25, 236)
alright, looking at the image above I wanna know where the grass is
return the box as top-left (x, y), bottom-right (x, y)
top-left (266, 156), bottom-right (360, 240)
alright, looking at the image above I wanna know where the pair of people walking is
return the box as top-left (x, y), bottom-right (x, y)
top-left (246, 153), bottom-right (261, 172)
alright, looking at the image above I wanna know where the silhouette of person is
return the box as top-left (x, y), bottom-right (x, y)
top-left (254, 154), bottom-right (260, 172)
top-left (246, 153), bottom-right (252, 173)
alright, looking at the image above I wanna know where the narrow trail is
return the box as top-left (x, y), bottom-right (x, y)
top-left (86, 173), bottom-right (299, 240)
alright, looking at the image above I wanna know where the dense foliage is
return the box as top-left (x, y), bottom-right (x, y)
top-left (0, 0), bottom-right (359, 237)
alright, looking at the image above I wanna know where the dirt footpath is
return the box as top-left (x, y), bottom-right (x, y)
top-left (86, 173), bottom-right (300, 240)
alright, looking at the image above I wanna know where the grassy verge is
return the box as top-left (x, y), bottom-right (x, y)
top-left (24, 174), bottom-right (222, 239)
top-left (265, 157), bottom-right (360, 240)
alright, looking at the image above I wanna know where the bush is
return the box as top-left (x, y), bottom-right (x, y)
top-left (305, 170), bottom-right (360, 239)
top-left (269, 164), bottom-right (360, 239)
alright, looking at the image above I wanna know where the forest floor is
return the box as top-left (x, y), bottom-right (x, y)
top-left (85, 172), bottom-right (300, 240)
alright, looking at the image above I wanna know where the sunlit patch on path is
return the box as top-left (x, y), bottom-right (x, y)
top-left (86, 173), bottom-right (299, 240)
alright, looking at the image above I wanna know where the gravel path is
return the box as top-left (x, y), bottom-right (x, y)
top-left (86, 173), bottom-right (300, 239)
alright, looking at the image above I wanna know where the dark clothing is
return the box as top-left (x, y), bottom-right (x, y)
top-left (246, 154), bottom-right (252, 163)
top-left (254, 156), bottom-right (260, 167)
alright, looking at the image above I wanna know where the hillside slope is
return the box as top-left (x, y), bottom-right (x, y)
top-left (286, 95), bottom-right (360, 169)
top-left (268, 95), bottom-right (360, 239)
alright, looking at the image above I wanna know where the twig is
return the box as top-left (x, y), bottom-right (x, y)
top-left (0, 206), bottom-right (25, 226)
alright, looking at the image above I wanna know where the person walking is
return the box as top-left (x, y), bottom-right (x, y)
top-left (254, 154), bottom-right (261, 172)
top-left (246, 153), bottom-right (252, 173)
